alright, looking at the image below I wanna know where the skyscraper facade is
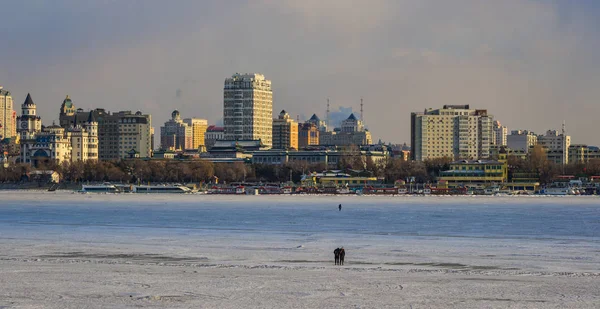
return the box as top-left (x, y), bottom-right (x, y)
top-left (492, 120), bottom-right (508, 146)
top-left (223, 73), bottom-right (273, 147)
top-left (411, 105), bottom-right (493, 161)
top-left (0, 86), bottom-right (16, 141)
top-left (160, 110), bottom-right (192, 151)
top-left (183, 118), bottom-right (208, 149)
top-left (272, 110), bottom-right (298, 150)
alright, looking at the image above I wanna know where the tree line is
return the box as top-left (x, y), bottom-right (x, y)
top-left (1, 145), bottom-right (599, 184)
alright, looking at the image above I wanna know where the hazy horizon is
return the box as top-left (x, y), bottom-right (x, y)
top-left (1, 1), bottom-right (599, 145)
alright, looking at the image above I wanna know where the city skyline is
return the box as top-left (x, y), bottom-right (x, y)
top-left (1, 1), bottom-right (600, 145)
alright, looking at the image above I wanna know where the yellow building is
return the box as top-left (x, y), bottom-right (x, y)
top-left (272, 110), bottom-right (298, 150)
top-left (438, 154), bottom-right (508, 188)
top-left (184, 118), bottom-right (208, 149)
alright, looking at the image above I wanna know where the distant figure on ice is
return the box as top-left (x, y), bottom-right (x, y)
top-left (339, 204), bottom-right (342, 211)
top-left (339, 247), bottom-right (345, 265)
top-left (334, 248), bottom-right (341, 265)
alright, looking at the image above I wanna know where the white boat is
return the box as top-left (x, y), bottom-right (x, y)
top-left (81, 183), bottom-right (119, 193)
top-left (132, 184), bottom-right (191, 193)
top-left (540, 182), bottom-right (575, 195)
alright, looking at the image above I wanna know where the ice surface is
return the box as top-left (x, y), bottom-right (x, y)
top-left (0, 191), bottom-right (599, 308)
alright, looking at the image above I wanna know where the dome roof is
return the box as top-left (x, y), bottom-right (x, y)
top-left (171, 110), bottom-right (180, 120)
top-left (62, 95), bottom-right (73, 108)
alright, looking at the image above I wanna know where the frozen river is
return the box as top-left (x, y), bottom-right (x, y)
top-left (1, 192), bottom-right (599, 308)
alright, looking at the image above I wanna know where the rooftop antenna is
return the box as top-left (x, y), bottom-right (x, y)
top-left (360, 97), bottom-right (364, 122)
top-left (297, 115), bottom-right (300, 122)
top-left (326, 98), bottom-right (330, 131)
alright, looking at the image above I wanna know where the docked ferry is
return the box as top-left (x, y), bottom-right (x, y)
top-left (81, 183), bottom-right (119, 193)
top-left (539, 182), bottom-right (576, 195)
top-left (132, 184), bottom-right (191, 193)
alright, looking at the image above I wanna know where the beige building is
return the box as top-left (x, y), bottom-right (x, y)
top-left (298, 122), bottom-right (319, 148)
top-left (60, 102), bottom-right (153, 160)
top-left (160, 110), bottom-right (192, 151)
top-left (411, 105), bottom-right (493, 161)
top-left (272, 110), bottom-right (298, 150)
top-left (319, 114), bottom-right (372, 146)
top-left (18, 94), bottom-right (98, 165)
top-left (183, 117), bottom-right (208, 149)
top-left (223, 73), bottom-right (273, 147)
top-left (0, 86), bottom-right (16, 141)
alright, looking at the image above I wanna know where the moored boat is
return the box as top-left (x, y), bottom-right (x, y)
top-left (132, 184), bottom-right (191, 193)
top-left (81, 183), bottom-right (119, 193)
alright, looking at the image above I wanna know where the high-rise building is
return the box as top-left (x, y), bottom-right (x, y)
top-left (183, 118), bottom-right (208, 149)
top-left (507, 130), bottom-right (537, 153)
top-left (0, 86), bottom-right (16, 141)
top-left (160, 110), bottom-right (192, 151)
top-left (410, 105), bottom-right (493, 161)
top-left (272, 110), bottom-right (298, 150)
top-left (60, 101), bottom-right (152, 160)
top-left (537, 128), bottom-right (570, 165)
top-left (205, 125), bottom-right (224, 151)
top-left (223, 73), bottom-right (273, 147)
top-left (18, 94), bottom-right (98, 165)
top-left (319, 113), bottom-right (372, 146)
top-left (298, 122), bottom-right (319, 148)
top-left (492, 120), bottom-right (507, 146)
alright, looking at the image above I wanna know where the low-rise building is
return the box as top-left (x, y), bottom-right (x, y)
top-left (205, 125), bottom-right (224, 150)
top-left (438, 153), bottom-right (508, 188)
top-left (251, 145), bottom-right (389, 168)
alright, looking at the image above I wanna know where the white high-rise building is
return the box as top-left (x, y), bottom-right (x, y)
top-left (410, 105), bottom-right (494, 161)
top-left (507, 130), bottom-right (537, 153)
top-left (492, 120), bottom-right (507, 146)
top-left (223, 73), bottom-right (273, 148)
top-left (0, 86), bottom-right (16, 141)
top-left (537, 127), bottom-right (570, 165)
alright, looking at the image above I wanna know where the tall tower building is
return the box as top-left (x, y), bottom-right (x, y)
top-left (0, 86), bottom-right (16, 141)
top-left (16, 94), bottom-right (42, 164)
top-left (160, 110), bottom-right (192, 151)
top-left (183, 118), bottom-right (208, 149)
top-left (223, 73), bottom-right (273, 147)
top-left (272, 110), bottom-right (298, 150)
top-left (410, 105), bottom-right (494, 161)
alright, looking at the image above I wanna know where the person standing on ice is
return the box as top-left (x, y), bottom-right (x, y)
top-left (339, 204), bottom-right (342, 211)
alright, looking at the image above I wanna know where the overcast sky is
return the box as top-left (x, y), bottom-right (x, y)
top-left (1, 1), bottom-right (599, 145)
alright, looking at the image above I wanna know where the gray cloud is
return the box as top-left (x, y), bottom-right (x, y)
top-left (1, 1), bottom-right (599, 145)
